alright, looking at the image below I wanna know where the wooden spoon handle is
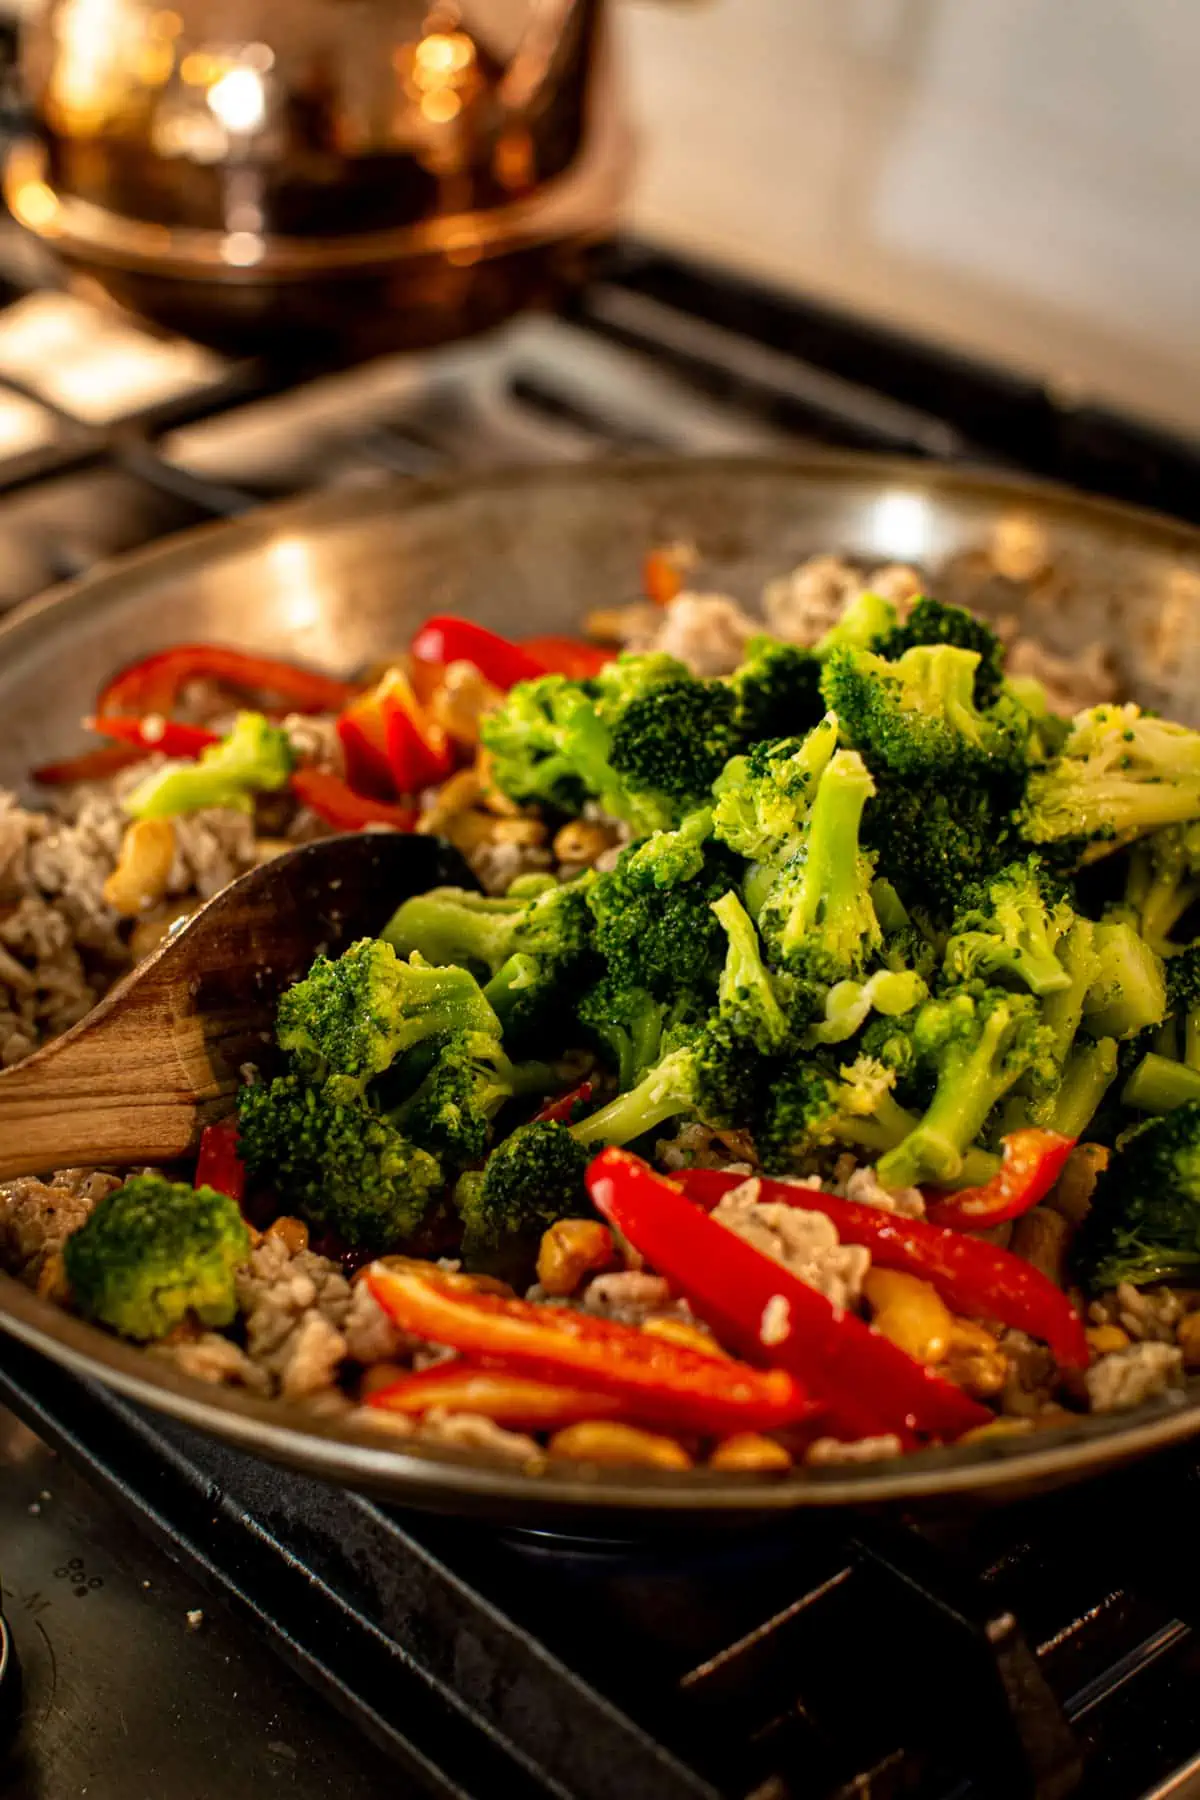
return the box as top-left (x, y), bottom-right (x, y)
top-left (0, 998), bottom-right (224, 1180)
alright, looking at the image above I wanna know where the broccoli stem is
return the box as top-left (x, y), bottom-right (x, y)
top-left (779, 751), bottom-right (876, 958)
top-left (384, 892), bottom-right (517, 972)
top-left (713, 889), bottom-right (788, 1050)
top-left (876, 1007), bottom-right (1020, 1187)
top-left (1084, 922), bottom-right (1167, 1040)
top-left (1040, 919), bottom-right (1097, 1062)
top-left (1050, 1038), bottom-right (1118, 1137)
top-left (1121, 1052), bottom-right (1200, 1114)
top-left (569, 1047), bottom-right (695, 1147)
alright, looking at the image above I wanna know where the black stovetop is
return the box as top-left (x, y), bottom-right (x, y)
top-left (1, 209), bottom-right (1200, 1800)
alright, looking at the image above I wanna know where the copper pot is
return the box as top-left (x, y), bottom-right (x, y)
top-left (6, 0), bottom-right (632, 355)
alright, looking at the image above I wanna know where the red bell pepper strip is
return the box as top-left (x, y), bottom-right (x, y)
top-left (97, 645), bottom-right (360, 719)
top-left (34, 743), bottom-right (150, 785)
top-left (533, 1079), bottom-right (596, 1125)
top-left (382, 681), bottom-right (455, 794)
top-left (337, 666), bottom-right (455, 798)
top-left (367, 1362), bottom-right (627, 1430)
top-left (290, 768), bottom-right (417, 832)
top-left (364, 1262), bottom-right (815, 1436)
top-left (587, 1150), bottom-right (991, 1443)
top-left (924, 1129), bottom-right (1076, 1229)
top-left (410, 617), bottom-right (545, 692)
top-left (520, 636), bottom-right (613, 679)
top-left (90, 715), bottom-right (221, 758)
top-left (677, 1167), bottom-right (1090, 1371)
top-left (194, 1120), bottom-right (246, 1203)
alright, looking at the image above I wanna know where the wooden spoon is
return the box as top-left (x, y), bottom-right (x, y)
top-left (0, 832), bottom-right (473, 1182)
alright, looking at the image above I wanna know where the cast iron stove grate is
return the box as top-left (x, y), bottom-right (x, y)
top-left (6, 1335), bottom-right (1200, 1800)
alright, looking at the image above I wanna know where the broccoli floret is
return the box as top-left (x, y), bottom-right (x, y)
top-left (1074, 1101), bottom-right (1200, 1289)
top-left (479, 653), bottom-right (724, 834)
top-left (821, 643), bottom-right (1030, 783)
top-left (1120, 821), bottom-right (1200, 957)
top-left (873, 596), bottom-right (1007, 705)
top-left (728, 635), bottom-right (824, 741)
top-left (237, 1074), bottom-right (443, 1248)
top-left (277, 939), bottom-right (498, 1097)
top-left (756, 749), bottom-right (881, 996)
top-left (577, 978), bottom-right (668, 1089)
top-left (63, 1174), bottom-right (249, 1342)
top-left (864, 773), bottom-right (1014, 917)
top-left (1082, 919), bottom-right (1168, 1041)
top-left (712, 889), bottom-right (790, 1053)
top-left (758, 1054), bottom-right (920, 1173)
top-left (711, 714), bottom-right (838, 869)
top-left (874, 984), bottom-right (1055, 1188)
top-left (943, 856), bottom-right (1076, 997)
top-left (608, 676), bottom-right (743, 813)
top-left (1019, 703), bottom-right (1200, 864)
top-left (813, 588), bottom-right (899, 656)
top-left (391, 1028), bottom-right (554, 1169)
top-left (124, 711), bottom-right (295, 819)
top-left (569, 1012), bottom-right (764, 1148)
top-left (587, 810), bottom-right (742, 1002)
top-left (384, 877), bottom-right (595, 1049)
top-left (871, 877), bottom-right (940, 983)
top-left (453, 1119), bottom-right (590, 1264)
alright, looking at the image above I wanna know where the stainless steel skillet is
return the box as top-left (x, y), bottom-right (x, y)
top-left (2, 452), bottom-right (1200, 1524)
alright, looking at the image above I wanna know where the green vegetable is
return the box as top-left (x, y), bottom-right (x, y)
top-left (1082, 919), bottom-right (1167, 1041)
top-left (755, 748), bottom-right (882, 999)
top-left (1120, 821), bottom-right (1200, 956)
top-left (1020, 703), bottom-right (1200, 864)
top-left (943, 856), bottom-right (1076, 997)
top-left (391, 1028), bottom-right (555, 1169)
top-left (64, 1175), bottom-right (249, 1342)
top-left (813, 588), bottom-right (898, 656)
top-left (384, 876), bottom-right (595, 1050)
top-left (454, 1119), bottom-right (590, 1264)
top-left (237, 1074), bottom-right (443, 1248)
top-left (586, 810), bottom-right (742, 1003)
top-left (820, 643), bottom-right (1029, 783)
top-left (872, 595), bottom-right (1007, 704)
top-left (874, 985), bottom-right (1055, 1188)
top-left (728, 635), bottom-right (824, 741)
top-left (277, 938), bottom-right (498, 1098)
top-left (711, 715), bottom-right (838, 869)
top-left (124, 711), bottom-right (294, 818)
top-left (569, 1012), bottom-right (765, 1149)
top-left (1075, 1101), bottom-right (1200, 1289)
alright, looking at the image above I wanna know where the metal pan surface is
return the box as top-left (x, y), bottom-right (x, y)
top-left (2, 452), bottom-right (1200, 1522)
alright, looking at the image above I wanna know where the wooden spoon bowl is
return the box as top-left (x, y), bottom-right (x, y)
top-left (0, 832), bottom-right (472, 1181)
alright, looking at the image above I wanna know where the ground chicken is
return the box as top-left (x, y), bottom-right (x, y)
top-left (711, 1178), bottom-right (870, 1308)
top-left (0, 1167), bottom-right (121, 1290)
top-left (761, 555), bottom-right (862, 645)
top-left (342, 1278), bottom-right (415, 1365)
top-left (235, 1234), bottom-right (353, 1398)
top-left (640, 592), bottom-right (758, 676)
top-left (843, 1165), bottom-right (925, 1219)
top-left (154, 1331), bottom-right (270, 1394)
top-left (579, 1271), bottom-right (683, 1326)
top-left (1085, 1341), bottom-right (1184, 1413)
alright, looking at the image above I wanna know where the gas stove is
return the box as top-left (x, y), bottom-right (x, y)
top-left (1, 198), bottom-right (1200, 1800)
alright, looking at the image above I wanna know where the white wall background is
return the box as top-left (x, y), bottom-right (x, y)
top-left (618, 0), bottom-right (1200, 437)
